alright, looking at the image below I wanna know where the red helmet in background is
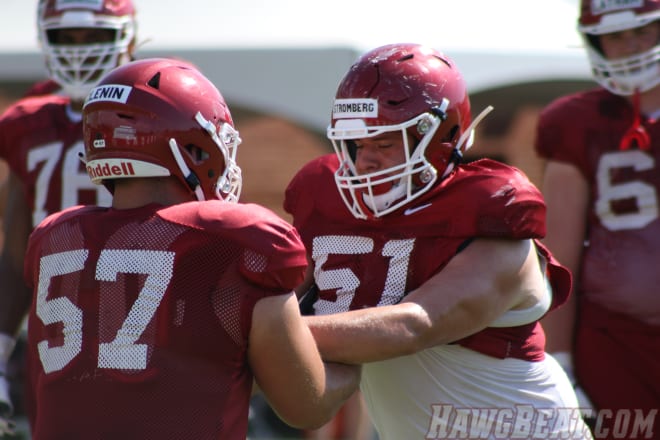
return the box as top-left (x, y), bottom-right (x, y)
top-left (327, 43), bottom-right (473, 219)
top-left (82, 58), bottom-right (242, 202)
top-left (578, 0), bottom-right (660, 95)
top-left (38, 0), bottom-right (137, 101)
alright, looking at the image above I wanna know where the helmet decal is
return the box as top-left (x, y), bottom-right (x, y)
top-left (332, 99), bottom-right (379, 119)
top-left (591, 0), bottom-right (643, 15)
top-left (55, 0), bottom-right (105, 9)
top-left (85, 84), bottom-right (133, 106)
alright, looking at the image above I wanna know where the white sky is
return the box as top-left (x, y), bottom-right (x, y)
top-left (1, 0), bottom-right (583, 54)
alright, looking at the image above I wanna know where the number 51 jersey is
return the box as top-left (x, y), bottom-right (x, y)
top-left (285, 153), bottom-right (571, 362)
top-left (23, 201), bottom-right (306, 439)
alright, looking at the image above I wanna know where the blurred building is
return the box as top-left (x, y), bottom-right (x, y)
top-left (0, 46), bottom-right (593, 220)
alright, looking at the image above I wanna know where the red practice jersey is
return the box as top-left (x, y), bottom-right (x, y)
top-left (23, 201), bottom-right (306, 439)
top-left (22, 79), bottom-right (61, 98)
top-left (285, 154), bottom-right (571, 361)
top-left (0, 94), bottom-right (111, 228)
top-left (536, 88), bottom-right (660, 325)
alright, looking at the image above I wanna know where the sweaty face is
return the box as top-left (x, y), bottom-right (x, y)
top-left (599, 21), bottom-right (660, 59)
top-left (353, 132), bottom-right (407, 176)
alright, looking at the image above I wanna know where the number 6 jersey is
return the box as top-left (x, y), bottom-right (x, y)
top-left (535, 88), bottom-right (660, 325)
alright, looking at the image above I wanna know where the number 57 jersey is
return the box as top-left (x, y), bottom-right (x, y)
top-left (23, 201), bottom-right (306, 439)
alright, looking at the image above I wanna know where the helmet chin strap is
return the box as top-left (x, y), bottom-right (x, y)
top-left (168, 138), bottom-right (205, 201)
top-left (619, 89), bottom-right (651, 151)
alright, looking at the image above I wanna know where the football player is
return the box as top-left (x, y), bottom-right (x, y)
top-left (0, 0), bottom-right (137, 433)
top-left (536, 1), bottom-right (660, 438)
top-left (23, 57), bottom-right (360, 439)
top-left (284, 43), bottom-right (594, 440)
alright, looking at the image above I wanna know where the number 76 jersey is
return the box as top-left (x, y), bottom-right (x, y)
top-left (0, 94), bottom-right (111, 227)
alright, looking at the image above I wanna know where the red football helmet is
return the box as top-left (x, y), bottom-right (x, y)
top-left (327, 43), bottom-right (473, 219)
top-left (38, 0), bottom-right (137, 101)
top-left (578, 0), bottom-right (660, 95)
top-left (82, 58), bottom-right (242, 202)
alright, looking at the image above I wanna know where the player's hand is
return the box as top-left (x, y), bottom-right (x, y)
top-left (0, 374), bottom-right (15, 436)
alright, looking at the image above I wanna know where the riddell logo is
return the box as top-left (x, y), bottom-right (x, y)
top-left (87, 161), bottom-right (136, 179)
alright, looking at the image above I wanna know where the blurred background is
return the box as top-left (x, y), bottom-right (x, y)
top-left (0, 0), bottom-right (593, 220)
top-left (0, 1), bottom-right (593, 439)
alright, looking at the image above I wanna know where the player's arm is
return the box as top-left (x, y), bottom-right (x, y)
top-left (537, 160), bottom-right (595, 409)
top-left (248, 292), bottom-right (361, 429)
top-left (304, 238), bottom-right (544, 364)
top-left (0, 173), bottom-right (32, 427)
top-left (538, 160), bottom-right (589, 353)
top-left (0, 172), bottom-right (32, 338)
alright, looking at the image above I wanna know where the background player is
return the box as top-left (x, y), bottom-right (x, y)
top-left (535, 1), bottom-right (660, 438)
top-left (0, 0), bottom-right (138, 433)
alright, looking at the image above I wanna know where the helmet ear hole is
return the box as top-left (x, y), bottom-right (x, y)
top-left (425, 142), bottom-right (455, 168)
top-left (443, 125), bottom-right (460, 143)
top-left (183, 144), bottom-right (210, 165)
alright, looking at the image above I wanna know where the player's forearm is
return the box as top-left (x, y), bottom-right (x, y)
top-left (0, 177), bottom-right (32, 336)
top-left (312, 361), bottom-right (362, 426)
top-left (304, 303), bottom-right (431, 364)
top-left (272, 361), bottom-right (361, 430)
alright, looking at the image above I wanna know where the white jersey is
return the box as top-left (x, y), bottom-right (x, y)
top-left (361, 346), bottom-right (593, 440)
